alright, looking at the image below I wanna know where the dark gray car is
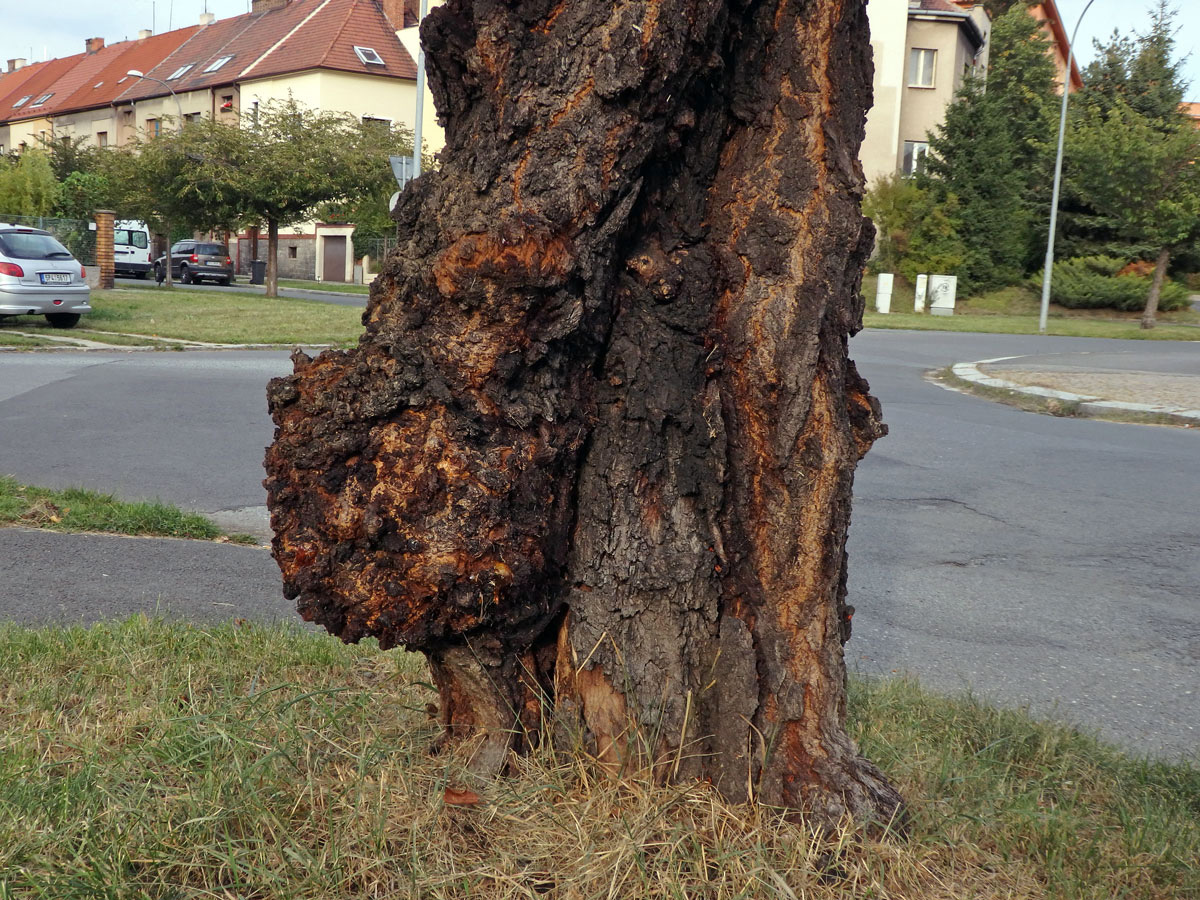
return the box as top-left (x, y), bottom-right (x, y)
top-left (0, 224), bottom-right (92, 328)
top-left (154, 240), bottom-right (234, 285)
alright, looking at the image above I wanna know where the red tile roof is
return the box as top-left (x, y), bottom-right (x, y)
top-left (0, 0), bottom-right (414, 125)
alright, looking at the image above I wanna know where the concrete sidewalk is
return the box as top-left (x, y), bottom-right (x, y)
top-left (952, 347), bottom-right (1200, 426)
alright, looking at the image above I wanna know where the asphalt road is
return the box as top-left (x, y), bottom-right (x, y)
top-left (1, 332), bottom-right (1197, 758)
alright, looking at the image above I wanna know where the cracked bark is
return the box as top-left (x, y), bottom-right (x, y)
top-left (264, 0), bottom-right (901, 827)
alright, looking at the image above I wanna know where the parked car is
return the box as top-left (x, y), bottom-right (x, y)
top-left (0, 223), bottom-right (92, 328)
top-left (153, 240), bottom-right (234, 285)
top-left (114, 220), bottom-right (153, 279)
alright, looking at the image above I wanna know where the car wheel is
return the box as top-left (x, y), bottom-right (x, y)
top-left (180, 266), bottom-right (193, 285)
top-left (154, 264), bottom-right (165, 284)
top-left (46, 313), bottom-right (81, 329)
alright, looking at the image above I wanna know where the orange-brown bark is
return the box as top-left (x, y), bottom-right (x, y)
top-left (265, 0), bottom-right (900, 826)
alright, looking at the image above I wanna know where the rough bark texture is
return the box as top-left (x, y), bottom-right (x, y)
top-left (265, 0), bottom-right (901, 826)
top-left (1141, 246), bottom-right (1169, 329)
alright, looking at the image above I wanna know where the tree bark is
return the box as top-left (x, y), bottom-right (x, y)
top-left (1142, 246), bottom-right (1169, 329)
top-left (265, 0), bottom-right (900, 827)
top-left (266, 217), bottom-right (279, 298)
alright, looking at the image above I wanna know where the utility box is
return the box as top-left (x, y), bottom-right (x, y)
top-left (875, 273), bottom-right (894, 314)
top-left (914, 274), bottom-right (928, 313)
top-left (928, 275), bottom-right (957, 316)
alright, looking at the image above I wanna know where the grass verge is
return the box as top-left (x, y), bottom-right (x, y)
top-left (1, 616), bottom-right (1195, 899)
top-left (275, 278), bottom-right (371, 295)
top-left (78, 287), bottom-right (364, 346)
top-left (862, 278), bottom-right (1200, 340)
top-left (0, 476), bottom-right (256, 543)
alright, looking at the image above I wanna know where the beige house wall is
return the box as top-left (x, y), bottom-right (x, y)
top-left (895, 13), bottom-right (988, 172)
top-left (861, 0), bottom-right (910, 186)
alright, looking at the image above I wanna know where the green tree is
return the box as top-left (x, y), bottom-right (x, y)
top-left (1067, 98), bottom-right (1200, 328)
top-left (0, 149), bottom-right (59, 217)
top-left (863, 174), bottom-right (966, 281)
top-left (924, 5), bottom-right (1059, 290)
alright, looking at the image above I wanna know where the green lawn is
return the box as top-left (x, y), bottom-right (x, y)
top-left (0, 476), bottom-right (255, 543)
top-left (862, 277), bottom-right (1200, 340)
top-left (1, 616), bottom-right (1195, 899)
top-left (81, 286), bottom-right (365, 345)
top-left (275, 277), bottom-right (372, 295)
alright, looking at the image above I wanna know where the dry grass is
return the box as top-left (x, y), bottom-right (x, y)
top-left (1, 617), bottom-right (1196, 899)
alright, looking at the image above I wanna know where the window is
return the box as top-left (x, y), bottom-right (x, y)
top-left (362, 115), bottom-right (391, 127)
top-left (29, 93), bottom-right (54, 107)
top-left (183, 112), bottom-right (200, 124)
top-left (902, 141), bottom-right (929, 175)
top-left (204, 55), bottom-right (234, 73)
top-left (12, 95), bottom-right (31, 108)
top-left (288, 246), bottom-right (298, 259)
top-left (166, 64), bottom-right (194, 80)
top-left (220, 95), bottom-right (235, 112)
top-left (146, 118), bottom-right (161, 137)
top-left (96, 131), bottom-right (108, 147)
top-left (908, 48), bottom-right (936, 88)
top-left (115, 229), bottom-right (148, 249)
top-left (353, 46), bottom-right (385, 66)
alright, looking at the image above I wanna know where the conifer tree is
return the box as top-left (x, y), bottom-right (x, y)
top-left (924, 5), bottom-right (1058, 290)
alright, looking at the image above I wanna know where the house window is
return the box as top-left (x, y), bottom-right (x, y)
top-left (12, 95), bottom-right (31, 108)
top-left (30, 93), bottom-right (54, 108)
top-left (353, 46), bottom-right (385, 66)
top-left (167, 64), bottom-right (194, 80)
top-left (362, 115), bottom-right (391, 127)
top-left (908, 48), bottom-right (936, 88)
top-left (902, 141), bottom-right (929, 175)
top-left (146, 118), bottom-right (161, 137)
top-left (96, 131), bottom-right (108, 147)
top-left (288, 246), bottom-right (298, 259)
top-left (220, 95), bottom-right (235, 112)
top-left (204, 55), bottom-right (234, 73)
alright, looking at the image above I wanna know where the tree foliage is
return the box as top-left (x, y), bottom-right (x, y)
top-left (862, 174), bottom-right (965, 281)
top-left (0, 150), bottom-right (59, 217)
top-left (923, 5), bottom-right (1058, 290)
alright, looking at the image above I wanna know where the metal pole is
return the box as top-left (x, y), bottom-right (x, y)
top-left (126, 70), bottom-right (183, 130)
top-left (412, 0), bottom-right (429, 178)
top-left (1039, 0), bottom-right (1097, 333)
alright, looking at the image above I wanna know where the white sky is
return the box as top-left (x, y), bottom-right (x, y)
top-left (1, 0), bottom-right (1197, 99)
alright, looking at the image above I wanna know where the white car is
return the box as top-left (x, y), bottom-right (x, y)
top-left (0, 224), bottom-right (92, 329)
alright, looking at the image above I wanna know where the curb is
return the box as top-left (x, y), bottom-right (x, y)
top-left (948, 356), bottom-right (1200, 428)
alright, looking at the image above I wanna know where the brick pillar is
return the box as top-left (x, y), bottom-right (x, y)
top-left (94, 209), bottom-right (115, 290)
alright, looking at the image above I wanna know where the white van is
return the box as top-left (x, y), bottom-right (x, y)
top-left (114, 220), bottom-right (152, 279)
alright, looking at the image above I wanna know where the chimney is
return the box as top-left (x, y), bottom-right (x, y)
top-left (85, 37), bottom-right (105, 54)
top-left (378, 0), bottom-right (416, 29)
top-left (7, 58), bottom-right (26, 72)
top-left (199, 12), bottom-right (216, 26)
top-left (251, 0), bottom-right (291, 13)
top-left (138, 29), bottom-right (152, 40)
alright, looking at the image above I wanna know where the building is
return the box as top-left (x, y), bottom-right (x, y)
top-left (0, 0), bottom-right (437, 281)
top-left (862, 0), bottom-right (991, 186)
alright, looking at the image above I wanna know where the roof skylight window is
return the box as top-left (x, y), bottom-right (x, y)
top-left (203, 55), bottom-right (233, 73)
top-left (12, 95), bottom-right (31, 108)
top-left (29, 93), bottom-right (54, 107)
top-left (353, 46), bottom-right (385, 66)
top-left (166, 64), bottom-right (194, 80)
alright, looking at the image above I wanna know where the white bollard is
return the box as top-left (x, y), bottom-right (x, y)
top-left (928, 275), bottom-right (958, 316)
top-left (875, 273), bottom-right (894, 314)
top-left (914, 273), bottom-right (928, 313)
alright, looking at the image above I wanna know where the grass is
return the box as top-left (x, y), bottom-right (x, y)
top-left (0, 475), bottom-right (256, 543)
top-left (862, 277), bottom-right (1200, 340)
top-left (275, 277), bottom-right (372, 295)
top-left (0, 616), bottom-right (1195, 899)
top-left (78, 287), bottom-right (364, 346)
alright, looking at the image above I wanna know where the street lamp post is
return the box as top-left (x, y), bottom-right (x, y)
top-left (412, 0), bottom-right (430, 179)
top-left (1038, 0), bottom-right (1098, 333)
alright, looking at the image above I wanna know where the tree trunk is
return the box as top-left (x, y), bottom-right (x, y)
top-left (163, 219), bottom-right (174, 289)
top-left (249, 224), bottom-right (260, 269)
top-left (1142, 246), bottom-right (1169, 329)
top-left (266, 217), bottom-right (279, 298)
top-left (265, 0), bottom-right (900, 828)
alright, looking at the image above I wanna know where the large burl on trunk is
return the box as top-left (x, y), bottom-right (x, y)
top-left (265, 0), bottom-right (901, 825)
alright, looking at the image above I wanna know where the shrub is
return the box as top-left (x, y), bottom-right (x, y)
top-left (1035, 256), bottom-right (1191, 312)
top-left (863, 174), bottom-right (966, 284)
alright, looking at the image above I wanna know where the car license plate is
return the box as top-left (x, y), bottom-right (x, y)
top-left (40, 273), bottom-right (71, 284)
top-left (206, 261), bottom-right (222, 266)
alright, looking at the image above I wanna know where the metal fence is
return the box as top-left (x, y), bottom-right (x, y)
top-left (360, 236), bottom-right (398, 274)
top-left (0, 214), bottom-right (97, 265)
